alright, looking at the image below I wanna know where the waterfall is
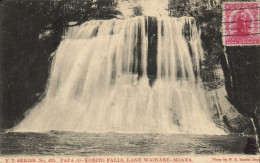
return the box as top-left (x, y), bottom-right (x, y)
top-left (14, 16), bottom-right (224, 134)
top-left (13, 0), bottom-right (225, 134)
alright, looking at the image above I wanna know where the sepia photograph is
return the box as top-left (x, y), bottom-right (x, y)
top-left (0, 0), bottom-right (260, 162)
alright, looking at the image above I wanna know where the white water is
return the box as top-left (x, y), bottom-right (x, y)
top-left (14, 16), bottom-right (224, 134)
top-left (14, 0), bottom-right (224, 134)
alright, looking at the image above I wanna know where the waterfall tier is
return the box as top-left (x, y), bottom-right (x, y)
top-left (14, 16), bottom-right (224, 134)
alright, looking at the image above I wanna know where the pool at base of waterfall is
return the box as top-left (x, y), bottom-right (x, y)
top-left (0, 131), bottom-right (252, 156)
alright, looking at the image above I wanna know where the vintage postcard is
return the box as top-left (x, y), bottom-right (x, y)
top-left (0, 0), bottom-right (260, 163)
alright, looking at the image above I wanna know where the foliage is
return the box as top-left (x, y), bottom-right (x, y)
top-left (169, 0), bottom-right (224, 90)
top-left (0, 0), bottom-right (119, 128)
top-left (169, 0), bottom-right (260, 141)
top-left (132, 5), bottom-right (143, 16)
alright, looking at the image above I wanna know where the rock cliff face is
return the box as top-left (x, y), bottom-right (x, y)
top-left (206, 80), bottom-right (255, 135)
top-left (169, 0), bottom-right (259, 136)
top-left (222, 46), bottom-right (260, 143)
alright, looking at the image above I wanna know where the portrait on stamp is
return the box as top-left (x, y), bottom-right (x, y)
top-left (223, 2), bottom-right (259, 46)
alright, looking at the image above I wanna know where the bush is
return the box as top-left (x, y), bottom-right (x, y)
top-left (0, 0), bottom-right (119, 128)
top-left (133, 5), bottom-right (143, 16)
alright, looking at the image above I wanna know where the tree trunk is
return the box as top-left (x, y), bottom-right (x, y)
top-left (252, 106), bottom-right (260, 147)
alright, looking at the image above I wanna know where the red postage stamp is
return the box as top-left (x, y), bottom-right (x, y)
top-left (223, 2), bottom-right (259, 46)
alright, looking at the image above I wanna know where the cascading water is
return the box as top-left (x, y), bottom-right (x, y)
top-left (14, 1), bottom-right (224, 135)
